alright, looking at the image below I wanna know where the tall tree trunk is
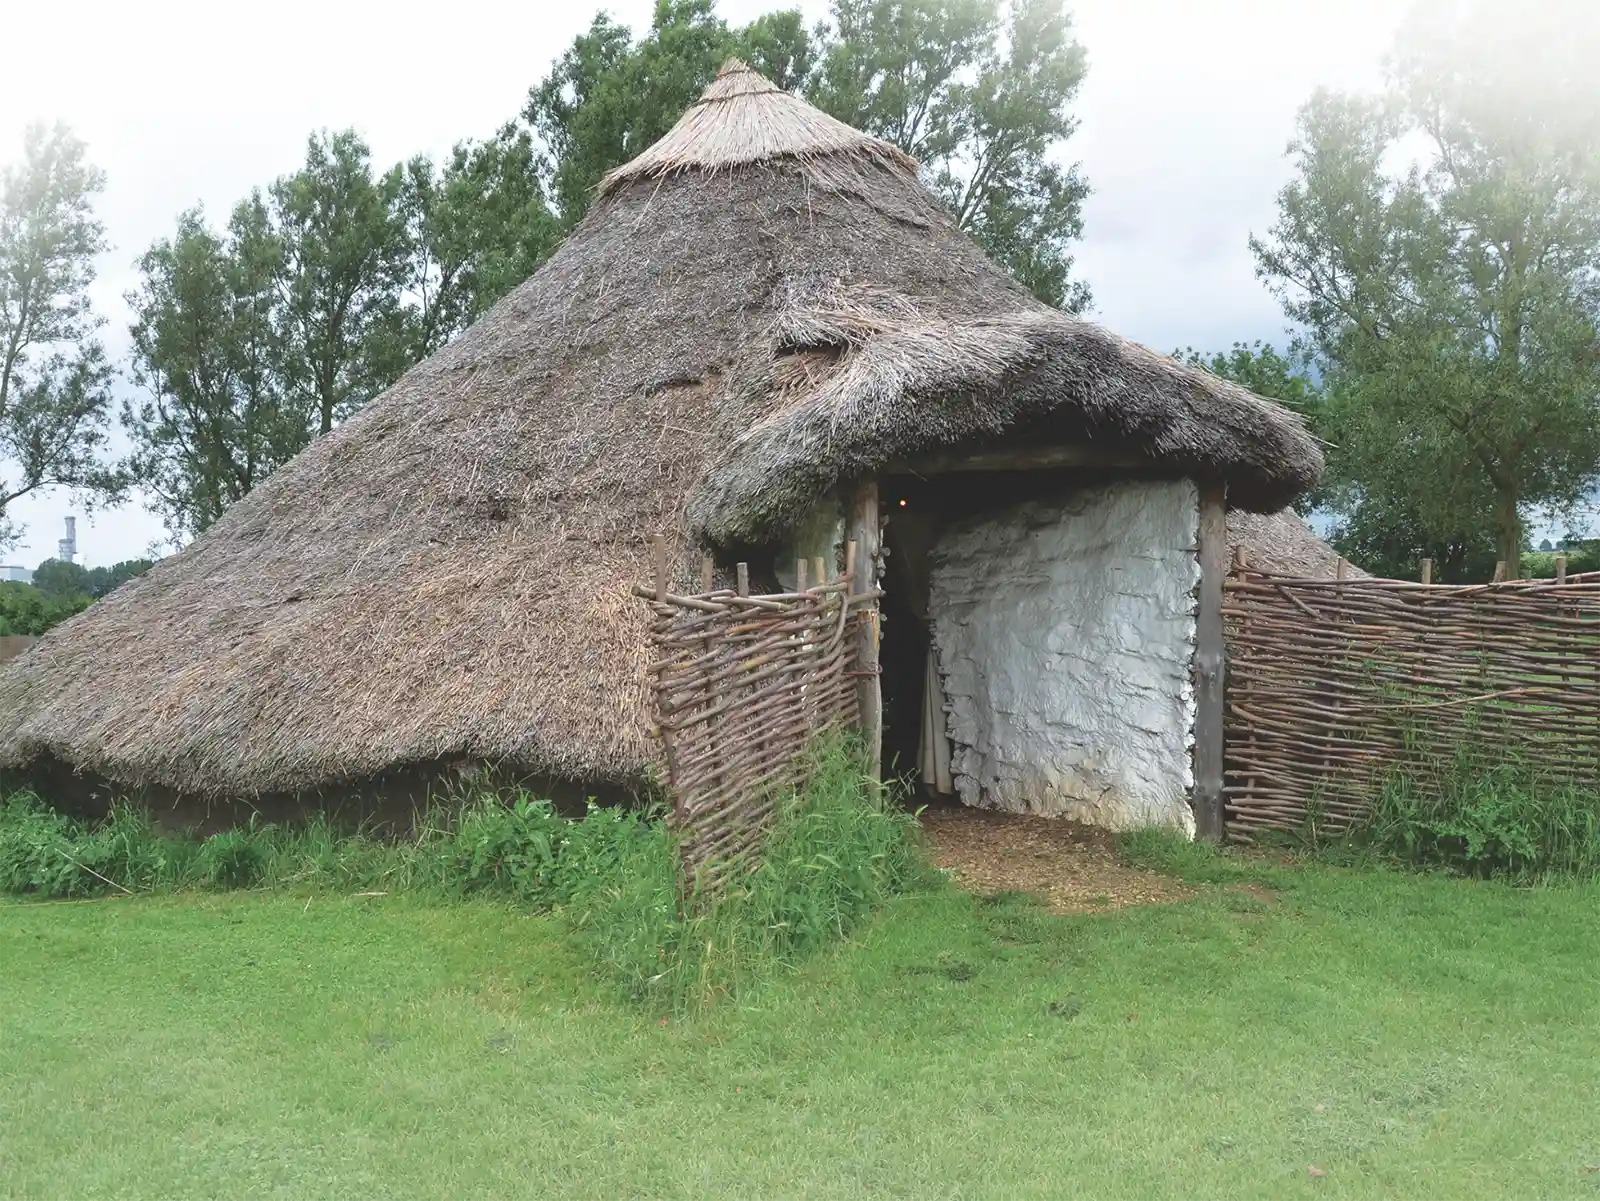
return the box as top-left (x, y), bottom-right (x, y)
top-left (1494, 486), bottom-right (1522, 580)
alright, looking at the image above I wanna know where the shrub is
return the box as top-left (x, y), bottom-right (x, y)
top-left (1352, 754), bottom-right (1600, 883)
top-left (0, 580), bottom-right (93, 636)
top-left (196, 827), bottom-right (270, 890)
top-left (576, 736), bottom-right (928, 1010)
top-left (0, 797), bottom-right (180, 897)
top-left (1, 735), bottom-right (930, 1011)
top-left (448, 795), bottom-right (659, 906)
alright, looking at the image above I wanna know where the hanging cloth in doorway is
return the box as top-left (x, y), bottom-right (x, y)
top-left (919, 647), bottom-right (954, 795)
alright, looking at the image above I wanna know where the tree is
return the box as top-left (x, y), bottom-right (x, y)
top-left (29, 556), bottom-right (91, 601)
top-left (524, 1), bottom-right (748, 226)
top-left (270, 131), bottom-right (410, 437)
top-left (1177, 341), bottom-right (1322, 420)
top-left (124, 125), bottom-right (558, 536)
top-left (86, 558), bottom-right (155, 598)
top-left (124, 200), bottom-right (296, 537)
top-left (0, 124), bottom-right (118, 549)
top-left (1251, 1), bottom-right (1600, 579)
top-left (384, 124), bottom-right (561, 363)
top-left (809, 0), bottom-right (1091, 310)
top-left (738, 10), bottom-right (817, 91)
top-left (0, 580), bottom-right (90, 635)
top-left (522, 0), bottom-right (1092, 310)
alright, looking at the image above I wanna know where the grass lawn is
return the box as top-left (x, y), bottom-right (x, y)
top-left (3, 851), bottom-right (1599, 1200)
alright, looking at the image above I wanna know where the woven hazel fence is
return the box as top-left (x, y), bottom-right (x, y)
top-left (634, 542), bottom-right (874, 891)
top-left (1223, 566), bottom-right (1600, 840)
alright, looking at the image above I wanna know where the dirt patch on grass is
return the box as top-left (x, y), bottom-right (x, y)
top-left (920, 804), bottom-right (1196, 914)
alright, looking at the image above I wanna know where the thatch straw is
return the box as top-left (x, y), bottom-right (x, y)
top-left (1228, 510), bottom-right (1362, 579)
top-left (0, 61), bottom-right (1322, 800)
top-left (601, 61), bottom-right (918, 194)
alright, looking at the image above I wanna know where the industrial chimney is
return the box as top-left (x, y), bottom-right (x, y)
top-left (57, 516), bottom-right (77, 565)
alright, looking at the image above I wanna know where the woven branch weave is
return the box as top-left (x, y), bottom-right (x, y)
top-left (1224, 569), bottom-right (1600, 840)
top-left (641, 576), bottom-right (869, 890)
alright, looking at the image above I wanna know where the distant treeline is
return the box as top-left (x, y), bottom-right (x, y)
top-left (0, 559), bottom-right (155, 637)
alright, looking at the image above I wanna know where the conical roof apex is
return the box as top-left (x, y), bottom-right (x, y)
top-left (599, 60), bottom-right (917, 195)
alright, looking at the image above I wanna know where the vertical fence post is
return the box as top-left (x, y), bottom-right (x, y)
top-left (700, 555), bottom-right (714, 594)
top-left (849, 480), bottom-right (883, 786)
top-left (1420, 558), bottom-right (1433, 586)
top-left (1492, 560), bottom-right (1506, 583)
top-left (1194, 481), bottom-right (1228, 841)
top-left (1556, 554), bottom-right (1568, 585)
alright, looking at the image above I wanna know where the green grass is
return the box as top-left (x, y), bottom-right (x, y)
top-left (4, 847), bottom-right (1599, 1199)
top-left (0, 737), bottom-right (922, 1011)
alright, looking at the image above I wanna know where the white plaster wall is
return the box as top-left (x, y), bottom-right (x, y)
top-left (928, 480), bottom-right (1200, 832)
top-left (775, 496), bottom-right (845, 591)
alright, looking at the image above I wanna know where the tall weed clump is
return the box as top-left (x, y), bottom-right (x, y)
top-left (0, 795), bottom-right (188, 897)
top-left (1353, 750), bottom-right (1600, 884)
top-left (577, 735), bottom-right (928, 1010)
top-left (2, 735), bottom-right (932, 1012)
top-left (450, 795), bottom-right (660, 906)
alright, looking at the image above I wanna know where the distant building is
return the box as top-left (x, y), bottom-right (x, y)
top-left (0, 566), bottom-right (32, 583)
top-left (57, 516), bottom-right (77, 565)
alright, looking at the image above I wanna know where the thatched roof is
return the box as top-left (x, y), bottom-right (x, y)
top-left (0, 62), bottom-right (1322, 799)
top-left (1228, 510), bottom-right (1362, 578)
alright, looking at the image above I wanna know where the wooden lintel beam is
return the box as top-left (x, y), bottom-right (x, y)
top-left (885, 445), bottom-right (1153, 477)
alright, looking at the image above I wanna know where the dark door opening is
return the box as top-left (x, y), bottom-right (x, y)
top-left (879, 515), bottom-right (929, 793)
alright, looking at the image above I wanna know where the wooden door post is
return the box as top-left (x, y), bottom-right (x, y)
top-left (1194, 482), bottom-right (1228, 841)
top-left (849, 480), bottom-right (883, 784)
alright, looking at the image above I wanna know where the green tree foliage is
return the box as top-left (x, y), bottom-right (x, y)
top-left (1251, 1), bottom-right (1600, 580)
top-left (810, 0), bottom-right (1090, 310)
top-left (0, 125), bottom-right (119, 549)
top-left (124, 130), bottom-right (559, 536)
top-left (29, 556), bottom-right (90, 600)
top-left (31, 555), bottom-right (155, 603)
top-left (269, 131), bottom-right (410, 437)
top-left (124, 202), bottom-right (295, 537)
top-left (525, 0), bottom-right (1091, 310)
top-left (525, 0), bottom-right (793, 225)
top-left (1178, 340), bottom-right (1504, 581)
top-left (1177, 341), bottom-right (1322, 419)
top-left (0, 580), bottom-right (90, 635)
top-left (86, 558), bottom-right (155, 598)
top-left (385, 125), bottom-right (562, 363)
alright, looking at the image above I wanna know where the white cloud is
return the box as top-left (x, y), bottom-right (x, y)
top-left (0, 0), bottom-right (1438, 566)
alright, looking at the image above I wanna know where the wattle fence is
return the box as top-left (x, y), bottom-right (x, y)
top-left (635, 545), bottom-right (876, 891)
top-left (1222, 566), bottom-right (1600, 840)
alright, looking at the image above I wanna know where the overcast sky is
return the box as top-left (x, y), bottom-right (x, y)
top-left (0, 0), bottom-right (1454, 565)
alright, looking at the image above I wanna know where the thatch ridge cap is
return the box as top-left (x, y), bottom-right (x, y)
top-left (599, 61), bottom-right (918, 196)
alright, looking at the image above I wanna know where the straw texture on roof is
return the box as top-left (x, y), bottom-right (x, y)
top-left (0, 62), bottom-right (1322, 799)
top-left (1228, 509), bottom-right (1362, 579)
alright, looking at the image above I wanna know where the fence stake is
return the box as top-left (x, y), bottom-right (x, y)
top-left (1557, 555), bottom-right (1567, 585)
top-left (796, 558), bottom-right (808, 592)
top-left (736, 562), bottom-right (749, 598)
top-left (1420, 558), bottom-right (1432, 586)
top-left (1492, 560), bottom-right (1506, 583)
top-left (700, 555), bottom-right (714, 594)
top-left (1194, 481), bottom-right (1228, 841)
top-left (849, 480), bottom-right (883, 786)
